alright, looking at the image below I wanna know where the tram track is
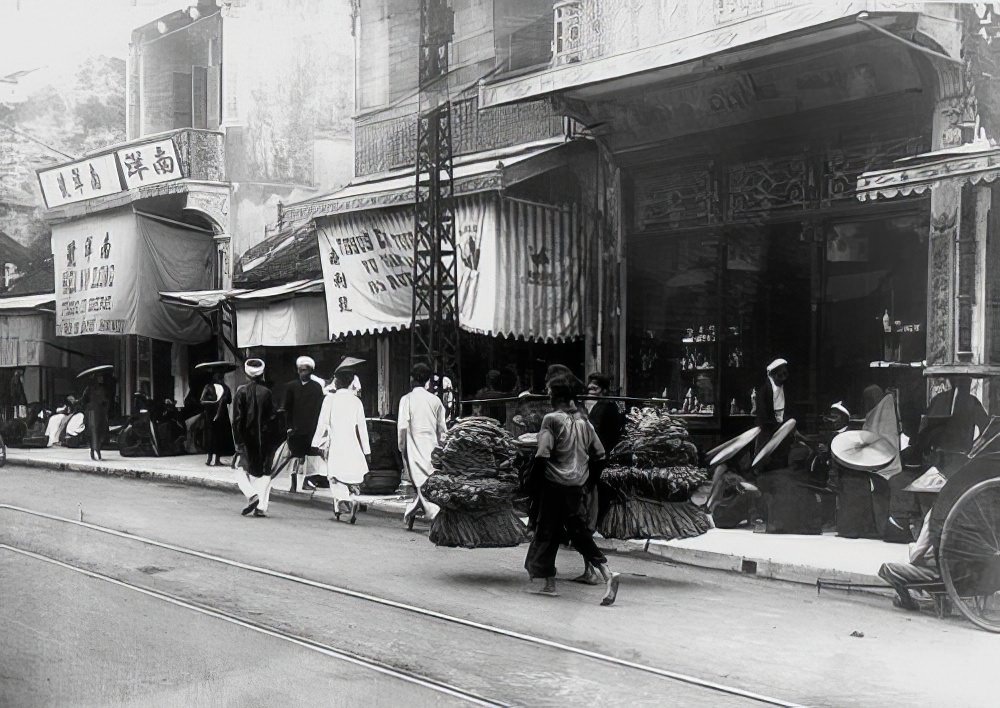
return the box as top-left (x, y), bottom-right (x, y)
top-left (0, 503), bottom-right (799, 707)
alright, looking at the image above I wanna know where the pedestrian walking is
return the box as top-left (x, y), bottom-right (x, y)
top-left (80, 370), bottom-right (112, 461)
top-left (398, 362), bottom-right (447, 528)
top-left (523, 379), bottom-right (620, 605)
top-left (279, 355), bottom-right (326, 492)
top-left (312, 363), bottom-right (371, 518)
top-left (233, 359), bottom-right (279, 517)
top-left (200, 371), bottom-right (235, 466)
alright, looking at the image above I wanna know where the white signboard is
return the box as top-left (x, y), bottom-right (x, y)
top-left (38, 153), bottom-right (122, 208)
top-left (116, 138), bottom-right (182, 190)
top-left (52, 209), bottom-right (139, 337)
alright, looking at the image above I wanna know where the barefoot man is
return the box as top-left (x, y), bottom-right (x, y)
top-left (524, 379), bottom-right (621, 605)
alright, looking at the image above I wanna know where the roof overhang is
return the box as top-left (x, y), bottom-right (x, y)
top-left (856, 142), bottom-right (1000, 202)
top-left (0, 292), bottom-right (56, 313)
top-left (281, 139), bottom-right (580, 222)
top-left (480, 3), bottom-right (927, 108)
top-left (159, 279), bottom-right (324, 312)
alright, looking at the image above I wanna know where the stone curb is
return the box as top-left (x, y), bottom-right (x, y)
top-left (8, 454), bottom-right (891, 596)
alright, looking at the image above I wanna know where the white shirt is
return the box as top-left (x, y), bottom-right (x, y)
top-left (769, 376), bottom-right (785, 423)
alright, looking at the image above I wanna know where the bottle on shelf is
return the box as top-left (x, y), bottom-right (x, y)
top-left (882, 309), bottom-right (892, 334)
top-left (730, 398), bottom-right (739, 416)
top-left (750, 388), bottom-right (757, 415)
top-left (683, 388), bottom-right (693, 413)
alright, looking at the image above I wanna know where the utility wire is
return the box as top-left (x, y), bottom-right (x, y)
top-left (0, 121), bottom-right (77, 160)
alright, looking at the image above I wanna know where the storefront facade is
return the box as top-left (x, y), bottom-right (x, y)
top-left (280, 137), bottom-right (606, 411)
top-left (478, 1), bottom-right (993, 442)
top-left (38, 129), bottom-right (230, 415)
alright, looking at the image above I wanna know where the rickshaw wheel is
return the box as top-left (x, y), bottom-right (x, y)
top-left (0, 437), bottom-right (6, 467)
top-left (939, 478), bottom-right (1000, 633)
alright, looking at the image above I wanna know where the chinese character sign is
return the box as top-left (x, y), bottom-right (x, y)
top-left (52, 209), bottom-right (213, 342)
top-left (52, 209), bottom-right (139, 337)
top-left (116, 138), bottom-right (181, 190)
top-left (38, 153), bottom-right (121, 208)
top-left (316, 196), bottom-right (496, 339)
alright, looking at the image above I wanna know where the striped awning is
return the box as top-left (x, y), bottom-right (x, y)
top-left (315, 193), bottom-right (583, 342)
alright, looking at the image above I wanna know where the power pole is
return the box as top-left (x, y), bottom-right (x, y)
top-left (412, 0), bottom-right (460, 397)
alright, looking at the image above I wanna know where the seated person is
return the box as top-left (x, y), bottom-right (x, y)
top-left (155, 399), bottom-right (187, 456)
top-left (46, 406), bottom-right (70, 446)
top-left (21, 405), bottom-right (52, 448)
top-left (878, 509), bottom-right (937, 610)
top-left (704, 462), bottom-right (762, 529)
top-left (61, 408), bottom-right (88, 448)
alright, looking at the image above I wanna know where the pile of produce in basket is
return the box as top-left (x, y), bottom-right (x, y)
top-left (422, 417), bottom-right (530, 548)
top-left (599, 407), bottom-right (711, 541)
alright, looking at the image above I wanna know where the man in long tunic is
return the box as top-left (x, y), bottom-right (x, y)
top-left (398, 363), bottom-right (447, 527)
top-left (233, 359), bottom-right (278, 517)
top-left (312, 367), bottom-right (371, 517)
top-left (279, 356), bottom-right (325, 492)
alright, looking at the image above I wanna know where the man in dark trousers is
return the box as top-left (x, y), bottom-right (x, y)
top-left (279, 355), bottom-right (325, 492)
top-left (233, 358), bottom-right (278, 517)
top-left (523, 379), bottom-right (620, 606)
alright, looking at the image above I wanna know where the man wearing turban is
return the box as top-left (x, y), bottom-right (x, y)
top-left (278, 355), bottom-right (325, 492)
top-left (233, 359), bottom-right (279, 517)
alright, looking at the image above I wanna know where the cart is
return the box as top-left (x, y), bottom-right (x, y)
top-left (927, 418), bottom-right (1000, 632)
top-left (819, 416), bottom-right (1000, 632)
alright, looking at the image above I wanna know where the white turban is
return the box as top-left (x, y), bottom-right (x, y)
top-left (830, 401), bottom-right (850, 418)
top-left (766, 358), bottom-right (788, 374)
top-left (245, 358), bottom-right (265, 378)
top-left (296, 356), bottom-right (316, 370)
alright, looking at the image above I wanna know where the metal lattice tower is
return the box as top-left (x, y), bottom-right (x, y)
top-left (412, 0), bottom-right (460, 396)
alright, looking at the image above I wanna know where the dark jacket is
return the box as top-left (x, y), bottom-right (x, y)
top-left (234, 381), bottom-right (278, 477)
top-left (587, 400), bottom-right (624, 454)
top-left (280, 379), bottom-right (324, 437)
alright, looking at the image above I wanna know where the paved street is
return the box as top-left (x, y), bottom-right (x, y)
top-left (1, 465), bottom-right (995, 707)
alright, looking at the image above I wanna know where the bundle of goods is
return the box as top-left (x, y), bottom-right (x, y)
top-left (600, 407), bottom-right (711, 540)
top-left (422, 417), bottom-right (530, 548)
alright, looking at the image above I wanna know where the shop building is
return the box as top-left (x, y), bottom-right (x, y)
top-left (275, 0), bottom-right (625, 411)
top-left (32, 0), bottom-right (356, 416)
top-left (475, 1), bottom-right (999, 441)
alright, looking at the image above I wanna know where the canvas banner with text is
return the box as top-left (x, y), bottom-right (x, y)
top-left (52, 209), bottom-right (214, 342)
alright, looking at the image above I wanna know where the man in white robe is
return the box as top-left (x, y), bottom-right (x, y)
top-left (312, 368), bottom-right (371, 518)
top-left (398, 362), bottom-right (448, 526)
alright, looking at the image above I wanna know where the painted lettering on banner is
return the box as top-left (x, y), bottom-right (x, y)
top-left (52, 210), bottom-right (139, 338)
top-left (317, 197), bottom-right (495, 338)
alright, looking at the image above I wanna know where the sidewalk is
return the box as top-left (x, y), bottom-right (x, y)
top-left (6, 447), bottom-right (905, 592)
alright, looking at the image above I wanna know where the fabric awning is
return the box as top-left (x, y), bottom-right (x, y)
top-left (0, 293), bottom-right (56, 311)
top-left (52, 209), bottom-right (215, 342)
top-left (233, 279), bottom-right (327, 348)
top-left (232, 279), bottom-right (323, 302)
top-left (159, 288), bottom-right (249, 311)
top-left (281, 139), bottom-right (575, 221)
top-left (856, 141), bottom-right (1000, 202)
top-left (316, 193), bottom-right (583, 342)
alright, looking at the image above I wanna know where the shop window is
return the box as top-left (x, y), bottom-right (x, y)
top-left (722, 223), bottom-right (813, 424)
top-left (627, 233), bottom-right (719, 419)
top-left (820, 214), bottom-right (927, 432)
top-left (988, 187), bottom-right (1000, 365)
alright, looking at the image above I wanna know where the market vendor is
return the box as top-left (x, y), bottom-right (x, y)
top-left (523, 378), bottom-right (620, 606)
top-left (754, 358), bottom-right (794, 470)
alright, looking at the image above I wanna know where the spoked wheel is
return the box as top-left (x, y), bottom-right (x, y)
top-left (939, 478), bottom-right (1000, 632)
top-left (0, 436), bottom-right (6, 467)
